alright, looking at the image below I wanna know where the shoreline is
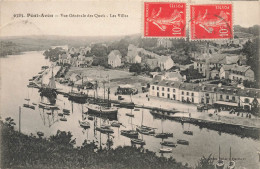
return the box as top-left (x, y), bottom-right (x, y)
top-left (31, 82), bottom-right (260, 140)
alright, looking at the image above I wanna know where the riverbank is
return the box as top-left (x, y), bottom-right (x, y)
top-left (32, 66), bottom-right (260, 139)
top-left (0, 119), bottom-right (192, 169)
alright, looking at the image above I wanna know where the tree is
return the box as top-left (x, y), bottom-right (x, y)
top-left (90, 44), bottom-right (108, 57)
top-left (49, 130), bottom-right (76, 147)
top-left (195, 154), bottom-right (215, 169)
top-left (129, 63), bottom-right (141, 74)
top-left (4, 117), bottom-right (16, 129)
top-left (242, 38), bottom-right (259, 83)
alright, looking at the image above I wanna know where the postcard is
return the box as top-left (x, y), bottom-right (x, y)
top-left (0, 0), bottom-right (259, 168)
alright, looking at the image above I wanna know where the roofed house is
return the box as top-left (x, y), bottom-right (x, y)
top-left (157, 56), bottom-right (174, 70)
top-left (108, 50), bottom-right (122, 68)
top-left (220, 64), bottom-right (234, 79)
top-left (166, 72), bottom-right (186, 81)
top-left (229, 65), bottom-right (255, 82)
top-left (58, 53), bottom-right (71, 65)
top-left (157, 39), bottom-right (173, 48)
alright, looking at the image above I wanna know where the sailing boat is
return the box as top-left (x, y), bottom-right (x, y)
top-left (227, 147), bottom-right (235, 169)
top-left (154, 117), bottom-right (173, 138)
top-left (62, 102), bottom-right (70, 115)
top-left (131, 116), bottom-right (145, 146)
top-left (79, 104), bottom-right (90, 129)
top-left (136, 107), bottom-right (155, 135)
top-left (215, 145), bottom-right (225, 169)
top-left (121, 109), bottom-right (138, 138)
top-left (23, 89), bottom-right (35, 110)
top-left (68, 75), bottom-right (88, 103)
top-left (39, 66), bottom-right (57, 99)
top-left (118, 94), bottom-right (135, 109)
top-left (86, 77), bottom-right (118, 118)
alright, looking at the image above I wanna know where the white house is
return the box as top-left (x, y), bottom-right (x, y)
top-left (157, 56), bottom-right (174, 70)
top-left (108, 50), bottom-right (122, 68)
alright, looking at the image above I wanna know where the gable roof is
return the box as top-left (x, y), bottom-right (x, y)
top-left (231, 65), bottom-right (251, 73)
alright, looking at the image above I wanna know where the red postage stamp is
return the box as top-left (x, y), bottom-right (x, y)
top-left (190, 4), bottom-right (233, 40)
top-left (144, 2), bottom-right (186, 38)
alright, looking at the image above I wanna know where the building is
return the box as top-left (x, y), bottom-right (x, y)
top-left (58, 53), bottom-right (71, 65)
top-left (108, 50), bottom-right (122, 68)
top-left (157, 56), bottom-right (174, 70)
top-left (149, 80), bottom-right (260, 110)
top-left (126, 44), bottom-right (159, 64)
top-left (157, 39), bottom-right (173, 48)
top-left (229, 65), bottom-right (255, 82)
top-left (75, 55), bottom-right (93, 67)
top-left (219, 64), bottom-right (234, 79)
top-left (194, 54), bottom-right (240, 77)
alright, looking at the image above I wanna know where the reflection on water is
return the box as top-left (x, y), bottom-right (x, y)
top-left (0, 51), bottom-right (260, 169)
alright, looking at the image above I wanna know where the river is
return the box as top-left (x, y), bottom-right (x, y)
top-left (0, 51), bottom-right (259, 169)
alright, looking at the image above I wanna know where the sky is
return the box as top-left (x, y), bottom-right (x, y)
top-left (0, 0), bottom-right (259, 37)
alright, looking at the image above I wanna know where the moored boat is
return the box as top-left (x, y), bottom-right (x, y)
top-left (159, 148), bottom-right (172, 153)
top-left (131, 138), bottom-right (145, 145)
top-left (88, 116), bottom-right (94, 120)
top-left (60, 117), bottom-right (67, 121)
top-left (183, 130), bottom-right (193, 135)
top-left (177, 139), bottom-right (189, 145)
top-left (79, 120), bottom-right (90, 129)
top-left (63, 109), bottom-right (70, 113)
top-left (126, 113), bottom-right (134, 117)
top-left (154, 133), bottom-right (170, 138)
top-left (86, 104), bottom-right (118, 116)
top-left (160, 141), bottom-right (177, 147)
top-left (215, 146), bottom-right (225, 169)
top-left (23, 104), bottom-right (30, 108)
top-left (96, 125), bottom-right (114, 134)
top-left (111, 121), bottom-right (121, 127)
top-left (121, 130), bottom-right (138, 138)
top-left (37, 131), bottom-right (44, 137)
top-left (58, 113), bottom-right (63, 116)
top-left (38, 102), bottom-right (59, 110)
top-left (227, 147), bottom-right (235, 169)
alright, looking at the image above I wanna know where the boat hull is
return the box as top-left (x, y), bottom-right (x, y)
top-left (86, 104), bottom-right (118, 119)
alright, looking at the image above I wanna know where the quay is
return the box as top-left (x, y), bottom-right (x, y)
top-left (150, 110), bottom-right (260, 140)
top-left (30, 76), bottom-right (260, 140)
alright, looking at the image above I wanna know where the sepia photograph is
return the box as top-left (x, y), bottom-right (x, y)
top-left (0, 0), bottom-right (259, 168)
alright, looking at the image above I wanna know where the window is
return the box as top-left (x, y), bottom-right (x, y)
top-left (162, 93), bottom-right (164, 97)
top-left (162, 87), bottom-right (164, 91)
top-left (152, 86), bottom-right (154, 90)
top-left (232, 96), bottom-right (235, 101)
top-left (187, 92), bottom-right (189, 96)
top-left (226, 95), bottom-right (229, 100)
top-left (173, 89), bottom-right (175, 92)
top-left (157, 92), bottom-right (159, 97)
top-left (157, 87), bottom-right (159, 90)
top-left (220, 95), bottom-right (223, 99)
top-left (192, 97), bottom-right (194, 103)
top-left (245, 98), bottom-right (249, 103)
top-left (173, 94), bottom-right (176, 100)
top-left (182, 91), bottom-right (184, 95)
top-left (205, 93), bottom-right (209, 96)
top-left (182, 97), bottom-right (184, 101)
top-left (167, 88), bottom-right (170, 92)
top-left (167, 94), bottom-right (170, 98)
top-left (191, 93), bottom-right (194, 96)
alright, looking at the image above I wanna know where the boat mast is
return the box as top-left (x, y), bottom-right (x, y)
top-left (230, 147), bottom-right (231, 162)
top-left (219, 145), bottom-right (221, 160)
top-left (95, 80), bottom-right (98, 103)
top-left (141, 107), bottom-right (143, 126)
top-left (107, 75), bottom-right (110, 107)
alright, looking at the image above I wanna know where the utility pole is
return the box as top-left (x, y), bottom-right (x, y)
top-left (19, 106), bottom-right (21, 133)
